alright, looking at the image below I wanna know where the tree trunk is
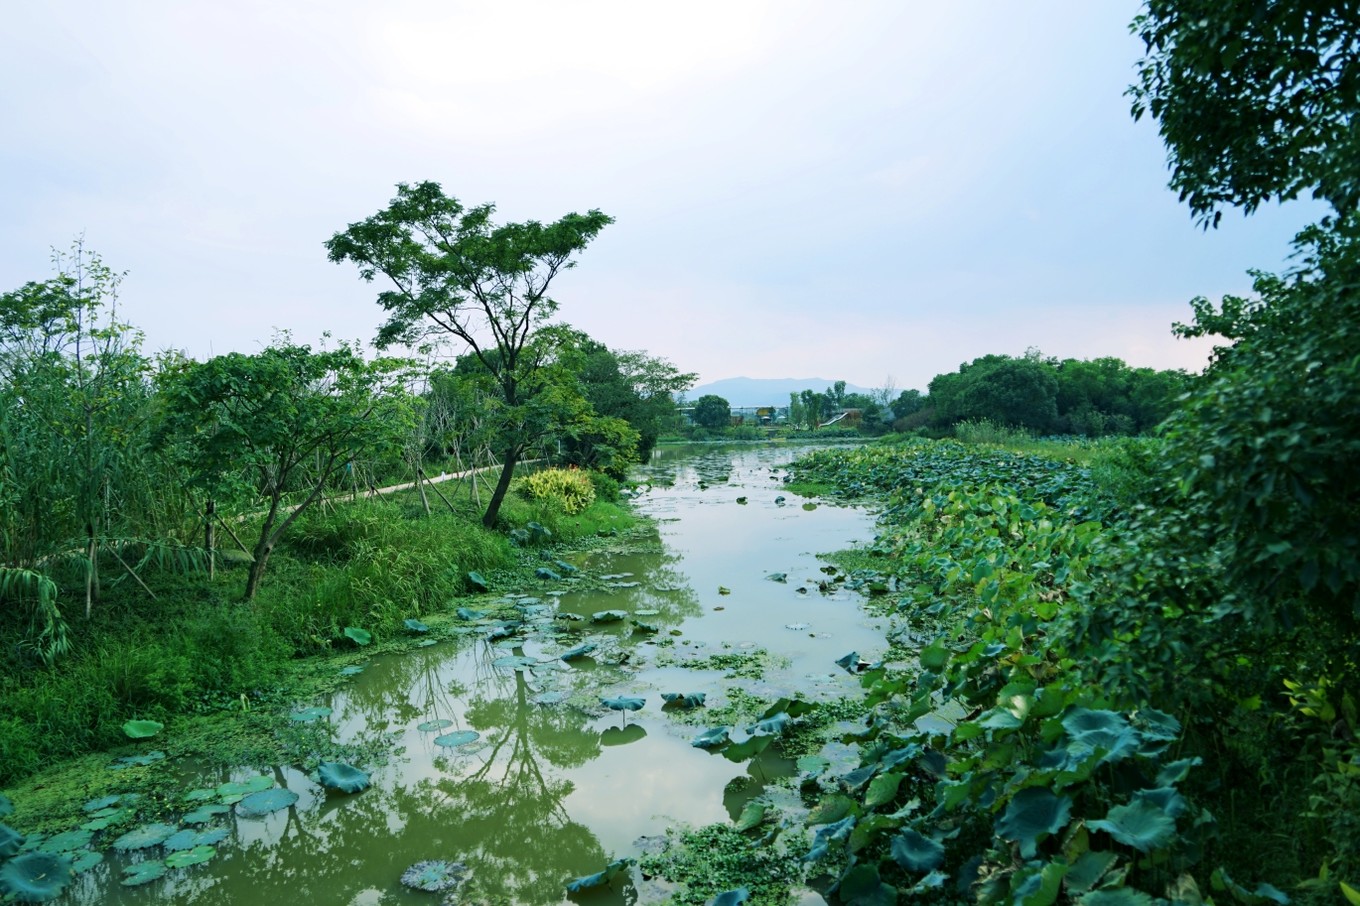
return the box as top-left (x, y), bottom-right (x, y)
top-left (244, 540), bottom-right (272, 601)
top-left (481, 451), bottom-right (520, 528)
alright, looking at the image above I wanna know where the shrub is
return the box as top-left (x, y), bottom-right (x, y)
top-left (517, 467), bottom-right (596, 514)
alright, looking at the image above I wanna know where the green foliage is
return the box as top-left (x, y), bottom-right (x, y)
top-left (517, 467), bottom-right (597, 515)
top-left (1130, 0), bottom-right (1360, 224)
top-left (326, 181), bottom-right (612, 527)
top-left (691, 394), bottom-right (731, 430)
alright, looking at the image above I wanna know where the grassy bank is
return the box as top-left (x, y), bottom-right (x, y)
top-left (0, 467), bottom-right (638, 793)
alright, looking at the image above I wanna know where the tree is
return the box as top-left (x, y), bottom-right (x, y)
top-left (158, 341), bottom-right (414, 600)
top-left (326, 181), bottom-right (613, 527)
top-left (691, 394), bottom-right (731, 430)
top-left (563, 335), bottom-right (695, 464)
top-left (1130, 1), bottom-right (1360, 224)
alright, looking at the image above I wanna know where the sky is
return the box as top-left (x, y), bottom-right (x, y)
top-left (1, 2), bottom-right (1321, 392)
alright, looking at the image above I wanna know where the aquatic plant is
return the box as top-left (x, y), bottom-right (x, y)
top-left (601, 696), bottom-right (645, 727)
top-left (401, 859), bottom-right (467, 892)
top-left (318, 762), bottom-right (371, 793)
top-left (342, 626), bottom-right (372, 646)
top-left (565, 857), bottom-right (631, 893)
top-left (235, 788), bottom-right (298, 818)
top-left (121, 719), bottom-right (164, 739)
top-left (433, 730), bottom-right (479, 748)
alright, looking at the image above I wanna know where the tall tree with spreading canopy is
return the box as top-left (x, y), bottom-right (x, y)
top-left (326, 182), bottom-right (613, 527)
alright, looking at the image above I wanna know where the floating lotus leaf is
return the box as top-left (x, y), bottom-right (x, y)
top-left (721, 734), bottom-right (772, 763)
top-left (591, 610), bottom-right (627, 623)
top-left (635, 609), bottom-right (660, 617)
top-left (735, 496), bottom-right (748, 504)
top-left (339, 665), bottom-right (364, 676)
top-left (434, 731), bottom-right (480, 748)
top-left (83, 794), bottom-right (126, 813)
top-left (565, 858), bottom-right (631, 893)
top-left (289, 706), bottom-right (333, 722)
top-left (599, 573), bottom-right (632, 580)
top-left (608, 581), bottom-right (640, 589)
top-left (891, 829), bottom-right (945, 873)
top-left (403, 618), bottom-right (430, 633)
top-left (836, 651), bottom-right (868, 673)
top-left (661, 692), bottom-right (706, 709)
top-left (184, 788), bottom-right (218, 803)
top-left (995, 788), bottom-right (1073, 859)
top-left (416, 639), bottom-right (438, 647)
top-left (750, 712), bottom-right (790, 735)
top-left (110, 751), bottom-right (165, 769)
top-left (766, 572), bottom-right (787, 582)
top-left (343, 626), bottom-right (372, 646)
top-left (119, 859), bottom-right (167, 886)
top-left (486, 624), bottom-right (520, 641)
top-left (163, 829), bottom-right (200, 852)
top-left (710, 887), bottom-right (751, 906)
top-left (70, 849), bottom-right (103, 874)
top-left (0, 824), bottom-right (24, 858)
top-left (718, 586), bottom-right (731, 595)
top-left (417, 719), bottom-right (454, 732)
top-left (492, 655), bottom-right (538, 670)
top-left (734, 801), bottom-right (766, 832)
top-left (191, 828), bottom-right (229, 846)
top-left (456, 607), bottom-right (486, 620)
top-left (536, 568), bottom-right (563, 581)
top-left (37, 830), bottom-right (92, 854)
top-left (534, 691), bottom-right (569, 706)
top-left (692, 727), bottom-right (730, 749)
top-left (318, 762), bottom-right (370, 793)
top-left (79, 814), bottom-right (122, 832)
top-left (553, 560), bottom-right (578, 574)
top-left (557, 644), bottom-right (594, 661)
top-left (235, 788), bottom-right (298, 818)
top-left (122, 719), bottom-right (163, 739)
top-left (112, 823), bottom-right (176, 851)
top-left (165, 845), bottom-right (216, 868)
top-left (0, 852), bottom-right (74, 901)
top-left (401, 860), bottom-right (467, 892)
top-left (797, 755), bottom-right (831, 775)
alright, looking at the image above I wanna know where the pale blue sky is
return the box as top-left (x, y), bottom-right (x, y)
top-left (1, 2), bottom-right (1318, 391)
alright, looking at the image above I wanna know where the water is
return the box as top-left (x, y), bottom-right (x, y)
top-left (67, 443), bottom-right (886, 905)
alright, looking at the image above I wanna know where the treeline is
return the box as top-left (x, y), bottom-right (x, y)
top-left (0, 231), bottom-right (692, 664)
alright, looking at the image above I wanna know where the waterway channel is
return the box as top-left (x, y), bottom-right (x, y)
top-left (64, 442), bottom-right (888, 906)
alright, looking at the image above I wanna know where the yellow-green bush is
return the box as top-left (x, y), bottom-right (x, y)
top-left (517, 467), bottom-right (596, 514)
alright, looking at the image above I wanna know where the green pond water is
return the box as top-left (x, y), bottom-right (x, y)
top-left (64, 443), bottom-right (888, 905)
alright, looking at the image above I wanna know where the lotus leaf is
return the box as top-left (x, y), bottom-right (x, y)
top-left (797, 755), bottom-right (830, 775)
top-left (289, 706), bottom-right (333, 722)
top-left (865, 773), bottom-right (905, 809)
top-left (1155, 756), bottom-right (1202, 787)
top-left (119, 859), bottom-right (167, 886)
top-left (734, 801), bottom-right (766, 832)
top-left (785, 622), bottom-right (809, 630)
top-left (1064, 850), bottom-right (1119, 895)
top-left (70, 850), bottom-right (103, 873)
top-left (835, 651), bottom-right (868, 673)
top-left (1209, 869), bottom-right (1289, 905)
top-left (0, 824), bottom-right (24, 858)
top-left (634, 621), bottom-right (660, 633)
top-left (79, 815), bottom-right (122, 832)
top-left (417, 719), bottom-right (454, 732)
top-left (1087, 799), bottom-right (1177, 852)
top-left (184, 788), bottom-right (218, 803)
top-left (0, 853), bottom-right (74, 901)
top-left (165, 845), bottom-right (216, 868)
top-left (456, 607), bottom-right (486, 620)
top-left (112, 823), bottom-right (176, 851)
top-left (536, 567), bottom-right (562, 581)
top-left (995, 787), bottom-right (1073, 859)
top-left (601, 696), bottom-right (645, 712)
top-left (599, 573), bottom-right (632, 580)
top-left (774, 495), bottom-right (786, 504)
top-left (692, 727), bottom-right (730, 749)
top-left (553, 560), bottom-right (578, 574)
top-left (401, 860), bottom-right (467, 892)
top-left (163, 830), bottom-right (200, 853)
top-left (0, 794), bottom-right (10, 817)
top-left (608, 580), bottom-right (640, 588)
top-left (891, 829), bottom-right (945, 873)
top-left (37, 830), bottom-right (92, 854)
top-left (766, 572), bottom-right (786, 582)
top-left (526, 522), bottom-right (552, 542)
top-left (122, 719), bottom-right (164, 739)
top-left (434, 731), bottom-right (480, 748)
top-left (722, 734), bottom-right (772, 762)
top-left (749, 712), bottom-right (790, 735)
top-left (635, 608), bottom-right (660, 616)
top-left (560, 643), bottom-right (596, 660)
top-left (416, 639), bottom-right (437, 647)
top-left (404, 618), bottom-right (430, 633)
top-left (805, 815), bottom-right (855, 861)
top-left (339, 665), bottom-right (364, 676)
top-left (837, 864), bottom-right (895, 906)
top-left (343, 626), bottom-right (372, 646)
top-left (318, 762), bottom-right (371, 793)
top-left (534, 691), bottom-right (569, 706)
top-left (710, 889), bottom-right (751, 906)
top-left (591, 610), bottom-right (626, 623)
top-left (235, 788), bottom-right (298, 818)
top-left (467, 571), bottom-right (489, 592)
top-left (492, 655), bottom-right (538, 670)
top-left (661, 692), bottom-right (706, 709)
top-left (565, 858), bottom-right (631, 893)
top-left (718, 586), bottom-right (731, 595)
top-left (83, 794), bottom-right (130, 813)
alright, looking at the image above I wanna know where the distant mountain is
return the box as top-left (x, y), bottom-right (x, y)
top-left (685, 377), bottom-right (876, 408)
